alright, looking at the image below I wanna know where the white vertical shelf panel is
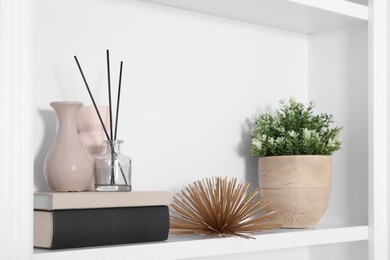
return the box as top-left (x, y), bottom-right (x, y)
top-left (142, 0), bottom-right (368, 33)
top-left (368, 0), bottom-right (389, 259)
top-left (0, 0), bottom-right (33, 260)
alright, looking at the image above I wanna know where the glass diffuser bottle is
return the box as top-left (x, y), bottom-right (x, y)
top-left (95, 140), bottom-right (132, 191)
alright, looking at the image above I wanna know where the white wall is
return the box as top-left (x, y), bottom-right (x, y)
top-left (309, 25), bottom-right (368, 226)
top-left (32, 0), bottom-right (308, 193)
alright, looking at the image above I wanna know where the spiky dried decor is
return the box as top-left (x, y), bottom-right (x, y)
top-left (170, 177), bottom-right (281, 239)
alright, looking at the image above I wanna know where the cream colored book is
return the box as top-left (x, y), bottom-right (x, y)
top-left (34, 191), bottom-right (172, 210)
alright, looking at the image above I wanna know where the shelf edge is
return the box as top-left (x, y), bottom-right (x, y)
top-left (142, 0), bottom-right (368, 34)
top-left (33, 225), bottom-right (368, 260)
top-left (288, 0), bottom-right (368, 20)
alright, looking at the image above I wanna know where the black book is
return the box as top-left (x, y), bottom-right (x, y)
top-left (34, 206), bottom-right (170, 249)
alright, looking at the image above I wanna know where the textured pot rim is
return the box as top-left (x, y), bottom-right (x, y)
top-left (259, 155), bottom-right (332, 159)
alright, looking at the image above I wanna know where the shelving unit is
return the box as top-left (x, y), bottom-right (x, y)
top-left (1, 0), bottom-right (388, 260)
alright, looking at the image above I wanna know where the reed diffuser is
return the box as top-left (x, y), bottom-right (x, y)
top-left (74, 50), bottom-right (131, 191)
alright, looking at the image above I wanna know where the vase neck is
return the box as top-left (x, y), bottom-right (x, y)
top-left (51, 101), bottom-right (83, 134)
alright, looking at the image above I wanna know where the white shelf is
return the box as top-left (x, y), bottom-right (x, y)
top-left (142, 0), bottom-right (368, 33)
top-left (33, 225), bottom-right (368, 260)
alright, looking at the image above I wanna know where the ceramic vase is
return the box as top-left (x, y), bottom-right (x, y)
top-left (44, 101), bottom-right (93, 191)
top-left (77, 105), bottom-right (109, 190)
top-left (258, 155), bottom-right (332, 228)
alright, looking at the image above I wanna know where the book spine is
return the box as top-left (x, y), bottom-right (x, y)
top-left (41, 206), bottom-right (169, 249)
top-left (34, 191), bottom-right (172, 210)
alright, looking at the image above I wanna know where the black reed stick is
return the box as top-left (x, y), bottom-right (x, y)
top-left (114, 61), bottom-right (127, 185)
top-left (74, 56), bottom-right (110, 141)
top-left (114, 61), bottom-right (123, 140)
top-left (106, 50), bottom-right (118, 185)
top-left (106, 50), bottom-right (114, 141)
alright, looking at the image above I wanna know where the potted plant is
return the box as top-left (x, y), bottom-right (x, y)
top-left (251, 98), bottom-right (342, 228)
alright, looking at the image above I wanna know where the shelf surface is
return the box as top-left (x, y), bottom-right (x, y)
top-left (142, 0), bottom-right (368, 34)
top-left (33, 225), bottom-right (368, 260)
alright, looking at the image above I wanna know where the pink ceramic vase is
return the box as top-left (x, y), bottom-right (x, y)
top-left (44, 101), bottom-right (93, 191)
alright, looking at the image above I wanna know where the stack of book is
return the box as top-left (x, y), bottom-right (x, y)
top-left (34, 191), bottom-right (172, 249)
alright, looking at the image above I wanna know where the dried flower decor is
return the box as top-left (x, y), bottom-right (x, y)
top-left (170, 177), bottom-right (281, 239)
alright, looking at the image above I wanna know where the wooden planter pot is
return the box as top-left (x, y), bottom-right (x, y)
top-left (258, 155), bottom-right (332, 228)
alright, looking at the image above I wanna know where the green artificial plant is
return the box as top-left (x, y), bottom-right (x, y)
top-left (251, 98), bottom-right (342, 157)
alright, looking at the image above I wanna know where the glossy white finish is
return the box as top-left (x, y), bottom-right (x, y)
top-left (33, 225), bottom-right (368, 260)
top-left (142, 0), bottom-right (368, 33)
